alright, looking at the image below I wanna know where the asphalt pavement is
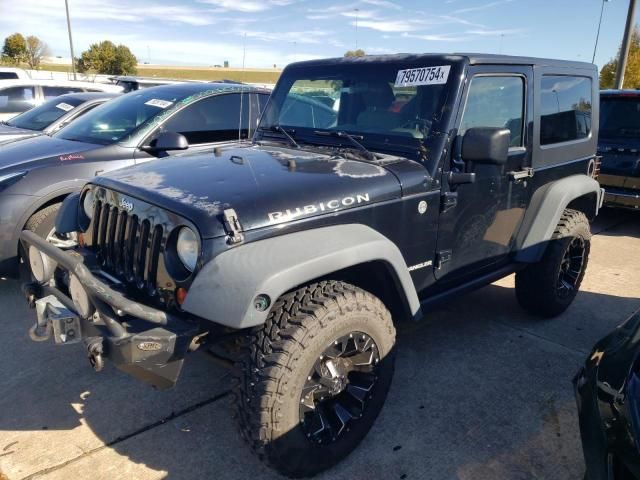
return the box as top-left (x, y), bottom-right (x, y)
top-left (0, 208), bottom-right (638, 480)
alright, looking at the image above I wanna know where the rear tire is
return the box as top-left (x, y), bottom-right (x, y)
top-left (515, 209), bottom-right (591, 318)
top-left (232, 280), bottom-right (396, 478)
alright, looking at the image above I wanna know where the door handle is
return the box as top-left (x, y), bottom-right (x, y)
top-left (448, 171), bottom-right (476, 185)
top-left (508, 168), bottom-right (533, 181)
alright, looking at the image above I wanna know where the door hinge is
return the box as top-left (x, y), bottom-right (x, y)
top-left (440, 192), bottom-right (458, 213)
top-left (435, 250), bottom-right (452, 270)
top-left (222, 208), bottom-right (244, 245)
top-left (508, 167), bottom-right (534, 181)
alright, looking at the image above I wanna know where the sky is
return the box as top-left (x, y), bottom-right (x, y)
top-left (0, 0), bottom-right (636, 69)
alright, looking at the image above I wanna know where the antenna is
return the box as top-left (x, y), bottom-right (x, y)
top-left (238, 33), bottom-right (247, 142)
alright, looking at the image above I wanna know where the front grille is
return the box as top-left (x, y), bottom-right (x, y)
top-left (92, 200), bottom-right (163, 293)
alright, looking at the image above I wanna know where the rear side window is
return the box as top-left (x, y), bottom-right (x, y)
top-left (43, 86), bottom-right (84, 99)
top-left (459, 75), bottom-right (525, 147)
top-left (540, 75), bottom-right (592, 145)
top-left (0, 86), bottom-right (35, 113)
top-left (0, 72), bottom-right (19, 80)
top-left (161, 93), bottom-right (251, 144)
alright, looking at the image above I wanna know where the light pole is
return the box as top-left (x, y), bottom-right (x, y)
top-left (592, 0), bottom-right (609, 63)
top-left (64, 0), bottom-right (77, 80)
top-left (615, 0), bottom-right (638, 89)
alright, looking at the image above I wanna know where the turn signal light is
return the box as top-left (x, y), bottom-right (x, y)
top-left (176, 287), bottom-right (188, 306)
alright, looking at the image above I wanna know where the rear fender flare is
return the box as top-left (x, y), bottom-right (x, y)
top-left (515, 174), bottom-right (603, 262)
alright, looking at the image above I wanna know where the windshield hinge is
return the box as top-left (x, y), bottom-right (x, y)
top-left (440, 192), bottom-right (458, 213)
top-left (222, 208), bottom-right (244, 245)
top-left (435, 250), bottom-right (452, 270)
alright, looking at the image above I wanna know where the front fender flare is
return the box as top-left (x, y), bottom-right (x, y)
top-left (182, 224), bottom-right (421, 329)
top-left (515, 174), bottom-right (603, 262)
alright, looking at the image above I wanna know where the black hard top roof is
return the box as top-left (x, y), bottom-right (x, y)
top-left (290, 53), bottom-right (595, 71)
top-left (600, 89), bottom-right (640, 95)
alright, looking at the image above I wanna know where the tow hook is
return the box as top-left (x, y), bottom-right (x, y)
top-left (85, 337), bottom-right (104, 372)
top-left (22, 282), bottom-right (40, 309)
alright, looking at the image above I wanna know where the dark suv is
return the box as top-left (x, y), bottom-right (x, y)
top-left (0, 83), bottom-right (269, 274)
top-left (598, 90), bottom-right (640, 209)
top-left (21, 54), bottom-right (603, 477)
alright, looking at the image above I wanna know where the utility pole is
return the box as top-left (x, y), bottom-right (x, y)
top-left (615, 0), bottom-right (637, 89)
top-left (64, 0), bottom-right (77, 80)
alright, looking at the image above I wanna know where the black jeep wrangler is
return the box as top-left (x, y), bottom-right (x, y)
top-left (21, 54), bottom-right (603, 477)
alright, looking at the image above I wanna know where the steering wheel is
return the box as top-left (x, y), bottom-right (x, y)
top-left (398, 117), bottom-right (432, 133)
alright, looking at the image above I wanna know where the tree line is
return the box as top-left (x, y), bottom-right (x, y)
top-left (5, 29), bottom-right (640, 87)
top-left (2, 33), bottom-right (137, 75)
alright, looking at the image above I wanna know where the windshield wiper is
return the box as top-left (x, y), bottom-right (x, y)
top-left (313, 130), bottom-right (377, 161)
top-left (260, 125), bottom-right (299, 148)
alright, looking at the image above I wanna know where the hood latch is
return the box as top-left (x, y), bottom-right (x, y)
top-left (222, 208), bottom-right (244, 245)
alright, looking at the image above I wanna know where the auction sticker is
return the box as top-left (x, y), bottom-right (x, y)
top-left (56, 102), bottom-right (74, 112)
top-left (395, 65), bottom-right (450, 87)
top-left (145, 98), bottom-right (173, 108)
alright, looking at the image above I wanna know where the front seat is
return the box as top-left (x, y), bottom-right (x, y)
top-left (356, 83), bottom-right (400, 131)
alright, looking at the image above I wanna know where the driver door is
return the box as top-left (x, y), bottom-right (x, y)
top-left (434, 66), bottom-right (533, 282)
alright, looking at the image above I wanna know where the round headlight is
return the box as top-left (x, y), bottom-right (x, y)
top-left (176, 227), bottom-right (199, 272)
top-left (82, 190), bottom-right (94, 220)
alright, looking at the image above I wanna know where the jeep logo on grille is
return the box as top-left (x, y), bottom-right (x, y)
top-left (120, 198), bottom-right (134, 212)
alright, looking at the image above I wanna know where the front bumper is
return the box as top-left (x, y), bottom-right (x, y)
top-left (20, 229), bottom-right (200, 389)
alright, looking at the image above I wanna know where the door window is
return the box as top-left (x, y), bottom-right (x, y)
top-left (42, 86), bottom-right (84, 99)
top-left (161, 93), bottom-right (251, 144)
top-left (459, 75), bottom-right (525, 147)
top-left (0, 86), bottom-right (36, 113)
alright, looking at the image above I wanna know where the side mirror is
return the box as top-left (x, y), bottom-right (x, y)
top-left (145, 131), bottom-right (189, 152)
top-left (461, 127), bottom-right (510, 165)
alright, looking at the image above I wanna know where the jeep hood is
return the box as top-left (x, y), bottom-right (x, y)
top-left (95, 145), bottom-right (403, 238)
top-left (0, 122), bottom-right (41, 145)
top-left (0, 134), bottom-right (98, 171)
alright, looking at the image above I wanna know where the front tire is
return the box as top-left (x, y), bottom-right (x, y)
top-left (515, 209), bottom-right (591, 317)
top-left (233, 281), bottom-right (396, 478)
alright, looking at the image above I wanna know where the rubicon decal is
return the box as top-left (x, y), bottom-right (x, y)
top-left (268, 193), bottom-right (370, 224)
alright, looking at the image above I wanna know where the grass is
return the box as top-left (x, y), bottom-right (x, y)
top-left (38, 63), bottom-right (282, 84)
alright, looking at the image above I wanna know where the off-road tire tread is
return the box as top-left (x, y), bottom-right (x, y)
top-left (515, 208), bottom-right (591, 317)
top-left (231, 280), bottom-right (395, 478)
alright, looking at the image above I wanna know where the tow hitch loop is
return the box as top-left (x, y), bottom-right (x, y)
top-left (86, 337), bottom-right (105, 372)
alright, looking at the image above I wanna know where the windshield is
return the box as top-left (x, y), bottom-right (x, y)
top-left (54, 88), bottom-right (185, 145)
top-left (600, 96), bottom-right (640, 139)
top-left (7, 96), bottom-right (84, 131)
top-left (259, 61), bottom-right (454, 154)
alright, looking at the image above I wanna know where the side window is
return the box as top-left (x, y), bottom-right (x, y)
top-left (540, 75), bottom-right (592, 145)
top-left (0, 86), bottom-right (35, 113)
top-left (459, 75), bottom-right (525, 147)
top-left (42, 86), bottom-right (84, 99)
top-left (161, 93), bottom-right (251, 144)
